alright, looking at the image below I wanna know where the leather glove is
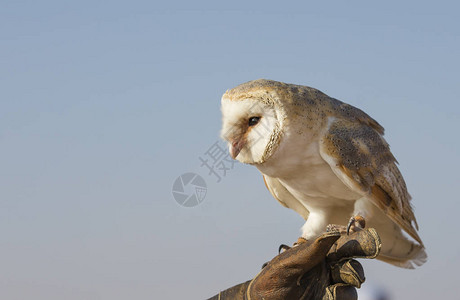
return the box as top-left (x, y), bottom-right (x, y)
top-left (208, 228), bottom-right (381, 300)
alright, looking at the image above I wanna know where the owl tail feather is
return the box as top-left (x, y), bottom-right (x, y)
top-left (377, 242), bottom-right (427, 269)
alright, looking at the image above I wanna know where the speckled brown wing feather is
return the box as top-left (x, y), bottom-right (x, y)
top-left (319, 118), bottom-right (423, 246)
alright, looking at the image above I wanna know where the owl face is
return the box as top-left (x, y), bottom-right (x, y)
top-left (220, 96), bottom-right (280, 164)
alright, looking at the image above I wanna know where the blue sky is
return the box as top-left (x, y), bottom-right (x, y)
top-left (1, 1), bottom-right (459, 299)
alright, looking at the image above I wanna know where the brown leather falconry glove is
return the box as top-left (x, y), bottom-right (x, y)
top-left (207, 228), bottom-right (381, 300)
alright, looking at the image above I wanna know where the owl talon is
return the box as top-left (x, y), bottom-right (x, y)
top-left (327, 224), bottom-right (346, 233)
top-left (346, 215), bottom-right (366, 235)
top-left (279, 244), bottom-right (291, 254)
top-left (294, 237), bottom-right (308, 246)
top-left (278, 237), bottom-right (308, 254)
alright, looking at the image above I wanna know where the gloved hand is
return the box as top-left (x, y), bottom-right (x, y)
top-left (208, 228), bottom-right (381, 300)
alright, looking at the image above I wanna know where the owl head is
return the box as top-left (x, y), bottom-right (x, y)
top-left (220, 79), bottom-right (286, 165)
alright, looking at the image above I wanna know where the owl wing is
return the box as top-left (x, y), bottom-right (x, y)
top-left (263, 175), bottom-right (310, 220)
top-left (319, 117), bottom-right (423, 246)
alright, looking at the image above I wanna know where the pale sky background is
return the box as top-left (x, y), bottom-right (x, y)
top-left (1, 1), bottom-right (459, 299)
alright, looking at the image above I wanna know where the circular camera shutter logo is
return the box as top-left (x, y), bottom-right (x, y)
top-left (172, 173), bottom-right (207, 207)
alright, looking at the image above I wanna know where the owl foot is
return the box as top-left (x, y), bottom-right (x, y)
top-left (278, 244), bottom-right (291, 254)
top-left (326, 224), bottom-right (347, 234)
top-left (278, 237), bottom-right (308, 254)
top-left (267, 241), bottom-right (300, 269)
top-left (261, 261), bottom-right (269, 269)
top-left (346, 215), bottom-right (366, 235)
top-left (294, 237), bottom-right (308, 246)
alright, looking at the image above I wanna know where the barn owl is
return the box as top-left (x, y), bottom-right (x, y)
top-left (220, 79), bottom-right (426, 268)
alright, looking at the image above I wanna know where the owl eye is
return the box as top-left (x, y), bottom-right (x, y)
top-left (248, 116), bottom-right (261, 126)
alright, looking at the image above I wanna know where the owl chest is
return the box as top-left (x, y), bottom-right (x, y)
top-left (260, 150), bottom-right (360, 209)
top-left (280, 160), bottom-right (359, 205)
top-left (257, 134), bottom-right (360, 208)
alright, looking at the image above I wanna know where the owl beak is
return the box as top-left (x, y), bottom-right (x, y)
top-left (230, 140), bottom-right (244, 159)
